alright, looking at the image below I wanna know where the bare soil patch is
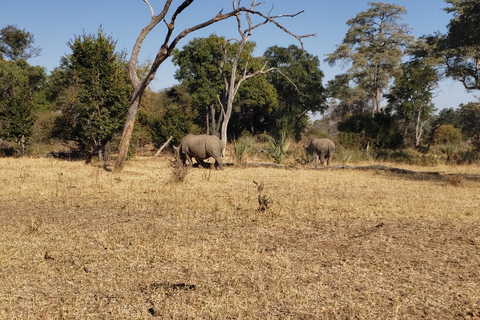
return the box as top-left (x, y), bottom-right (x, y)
top-left (0, 157), bottom-right (479, 319)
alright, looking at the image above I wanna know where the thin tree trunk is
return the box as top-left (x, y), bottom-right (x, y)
top-left (153, 136), bottom-right (173, 157)
top-left (115, 94), bottom-right (141, 170)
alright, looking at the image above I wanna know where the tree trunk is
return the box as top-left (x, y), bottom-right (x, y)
top-left (114, 94), bottom-right (141, 170)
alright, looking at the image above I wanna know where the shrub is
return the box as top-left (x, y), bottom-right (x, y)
top-left (337, 132), bottom-right (368, 150)
top-left (434, 124), bottom-right (462, 145)
top-left (375, 148), bottom-right (438, 166)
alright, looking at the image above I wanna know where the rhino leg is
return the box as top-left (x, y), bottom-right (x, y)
top-left (185, 154), bottom-right (194, 167)
top-left (314, 153), bottom-right (319, 168)
top-left (319, 152), bottom-right (325, 166)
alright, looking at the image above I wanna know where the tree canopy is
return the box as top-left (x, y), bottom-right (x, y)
top-left (264, 45), bottom-right (326, 139)
top-left (0, 25), bottom-right (41, 62)
top-left (52, 29), bottom-right (132, 162)
top-left (325, 2), bottom-right (414, 114)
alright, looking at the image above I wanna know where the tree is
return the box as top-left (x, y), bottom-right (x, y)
top-left (460, 102), bottom-right (480, 150)
top-left (325, 2), bottom-right (414, 114)
top-left (443, 0), bottom-right (480, 91)
top-left (52, 29), bottom-right (132, 162)
top-left (140, 84), bottom-right (201, 147)
top-left (424, 108), bottom-right (462, 152)
top-left (172, 35), bottom-right (227, 136)
top-left (114, 0), bottom-right (312, 170)
top-left (387, 60), bottom-right (439, 146)
top-left (173, 34), bottom-right (279, 138)
top-left (264, 45), bottom-right (326, 139)
top-left (0, 58), bottom-right (46, 150)
top-left (0, 25), bottom-right (41, 62)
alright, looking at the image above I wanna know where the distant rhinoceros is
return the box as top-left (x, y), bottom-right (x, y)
top-left (305, 138), bottom-right (335, 167)
top-left (174, 134), bottom-right (224, 170)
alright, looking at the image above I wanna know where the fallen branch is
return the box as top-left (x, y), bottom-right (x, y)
top-left (153, 136), bottom-right (173, 158)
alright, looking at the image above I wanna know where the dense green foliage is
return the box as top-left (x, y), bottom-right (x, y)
top-left (51, 29), bottom-right (132, 161)
top-left (264, 45), bottom-right (326, 139)
top-left (387, 60), bottom-right (438, 145)
top-left (172, 35), bottom-right (278, 138)
top-left (0, 58), bottom-right (47, 143)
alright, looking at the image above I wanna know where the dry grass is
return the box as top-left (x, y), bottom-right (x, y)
top-left (1, 155), bottom-right (480, 319)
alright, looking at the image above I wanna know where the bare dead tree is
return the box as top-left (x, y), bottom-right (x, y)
top-left (216, 0), bottom-right (314, 156)
top-left (114, 0), bottom-right (313, 170)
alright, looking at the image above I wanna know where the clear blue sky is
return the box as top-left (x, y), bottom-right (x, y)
top-left (1, 0), bottom-right (477, 117)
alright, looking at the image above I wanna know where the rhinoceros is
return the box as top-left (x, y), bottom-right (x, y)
top-left (305, 138), bottom-right (335, 167)
top-left (174, 134), bottom-right (224, 170)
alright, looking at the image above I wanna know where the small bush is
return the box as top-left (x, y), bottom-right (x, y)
top-left (337, 132), bottom-right (368, 150)
top-left (446, 174), bottom-right (464, 187)
top-left (170, 165), bottom-right (190, 183)
top-left (335, 149), bottom-right (370, 164)
top-left (440, 143), bottom-right (459, 164)
top-left (456, 149), bottom-right (480, 164)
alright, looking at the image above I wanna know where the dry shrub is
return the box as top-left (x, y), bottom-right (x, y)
top-left (446, 173), bottom-right (464, 186)
top-left (170, 163), bottom-right (190, 183)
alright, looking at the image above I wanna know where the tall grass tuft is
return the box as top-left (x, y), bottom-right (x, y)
top-left (233, 134), bottom-right (255, 165)
top-left (265, 131), bottom-right (290, 164)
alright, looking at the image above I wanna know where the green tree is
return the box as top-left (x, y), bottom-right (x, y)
top-left (0, 25), bottom-right (41, 62)
top-left (137, 84), bottom-right (201, 147)
top-left (387, 60), bottom-right (439, 146)
top-left (326, 74), bottom-right (371, 120)
top-left (53, 29), bottom-right (132, 162)
top-left (0, 58), bottom-right (46, 149)
top-left (172, 34), bottom-right (278, 138)
top-left (424, 108), bottom-right (462, 152)
top-left (264, 45), bottom-right (326, 139)
top-left (173, 34), bottom-right (233, 136)
top-left (325, 2), bottom-right (414, 114)
top-left (443, 0), bottom-right (480, 90)
top-left (460, 102), bottom-right (480, 150)
top-left (338, 109), bottom-right (403, 150)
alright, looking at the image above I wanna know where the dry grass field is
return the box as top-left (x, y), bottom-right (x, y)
top-left (1, 155), bottom-right (480, 319)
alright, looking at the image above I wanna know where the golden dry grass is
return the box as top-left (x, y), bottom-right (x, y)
top-left (1, 155), bottom-right (480, 319)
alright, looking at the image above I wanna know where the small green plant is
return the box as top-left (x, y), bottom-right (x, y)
top-left (265, 131), bottom-right (290, 164)
top-left (233, 134), bottom-right (255, 165)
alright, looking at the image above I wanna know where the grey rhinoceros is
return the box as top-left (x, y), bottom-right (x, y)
top-left (174, 134), bottom-right (224, 170)
top-left (305, 138), bottom-right (335, 167)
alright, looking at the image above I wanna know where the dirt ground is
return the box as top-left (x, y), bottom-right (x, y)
top-left (0, 156), bottom-right (479, 319)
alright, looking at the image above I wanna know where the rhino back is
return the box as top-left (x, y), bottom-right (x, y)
top-left (311, 138), bottom-right (335, 153)
top-left (180, 134), bottom-right (221, 159)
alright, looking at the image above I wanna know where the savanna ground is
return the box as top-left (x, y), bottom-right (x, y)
top-left (0, 154), bottom-right (479, 319)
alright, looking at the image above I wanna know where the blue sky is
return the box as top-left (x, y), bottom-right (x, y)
top-left (1, 0), bottom-right (478, 117)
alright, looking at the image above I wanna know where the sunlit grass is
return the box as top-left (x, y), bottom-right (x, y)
top-left (1, 156), bottom-right (479, 318)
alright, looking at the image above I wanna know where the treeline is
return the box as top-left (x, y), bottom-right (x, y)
top-left (1, 1), bottom-right (480, 165)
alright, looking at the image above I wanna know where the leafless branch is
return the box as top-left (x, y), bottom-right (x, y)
top-left (143, 0), bottom-right (154, 18)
